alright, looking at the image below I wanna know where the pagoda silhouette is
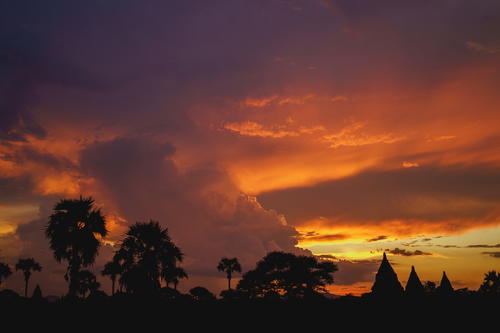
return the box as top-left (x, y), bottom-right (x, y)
top-left (405, 265), bottom-right (424, 296)
top-left (371, 252), bottom-right (404, 296)
top-left (437, 271), bottom-right (454, 295)
top-left (370, 253), bottom-right (455, 298)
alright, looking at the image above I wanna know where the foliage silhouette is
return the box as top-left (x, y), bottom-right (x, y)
top-left (101, 258), bottom-right (122, 296)
top-left (478, 270), bottom-right (500, 294)
top-left (189, 286), bottom-right (216, 301)
top-left (45, 196), bottom-right (107, 297)
top-left (0, 262), bottom-right (12, 288)
top-left (163, 265), bottom-right (188, 290)
top-left (115, 220), bottom-right (184, 294)
top-left (15, 258), bottom-right (42, 297)
top-left (237, 251), bottom-right (337, 299)
top-left (78, 270), bottom-right (100, 298)
top-left (217, 257), bottom-right (241, 290)
top-left (424, 281), bottom-right (436, 294)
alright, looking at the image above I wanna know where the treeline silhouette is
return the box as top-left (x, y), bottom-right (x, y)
top-left (0, 196), bottom-right (499, 309)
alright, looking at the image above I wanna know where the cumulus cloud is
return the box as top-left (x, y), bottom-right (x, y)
top-left (79, 136), bottom-right (309, 280)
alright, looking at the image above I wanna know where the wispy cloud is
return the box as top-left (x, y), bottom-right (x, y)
top-left (366, 235), bottom-right (388, 242)
top-left (385, 248), bottom-right (432, 256)
top-left (482, 252), bottom-right (500, 258)
top-left (322, 123), bottom-right (404, 149)
top-left (465, 41), bottom-right (500, 54)
top-left (223, 121), bottom-right (324, 138)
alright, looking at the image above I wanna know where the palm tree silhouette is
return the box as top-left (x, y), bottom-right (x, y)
top-left (45, 196), bottom-right (108, 297)
top-left (163, 266), bottom-right (188, 290)
top-left (0, 262), bottom-right (12, 288)
top-left (78, 270), bottom-right (100, 298)
top-left (117, 220), bottom-right (183, 294)
top-left (15, 258), bottom-right (42, 297)
top-left (101, 258), bottom-right (122, 296)
top-left (479, 270), bottom-right (500, 293)
top-left (217, 257), bottom-right (241, 290)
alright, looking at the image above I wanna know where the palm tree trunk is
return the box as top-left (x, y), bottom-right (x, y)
top-left (228, 272), bottom-right (232, 290)
top-left (25, 277), bottom-right (29, 298)
top-left (111, 277), bottom-right (115, 296)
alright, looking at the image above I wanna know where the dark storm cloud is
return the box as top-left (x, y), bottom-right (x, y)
top-left (258, 164), bottom-right (500, 228)
top-left (0, 10), bottom-right (102, 142)
top-left (0, 175), bottom-right (38, 205)
top-left (3, 0), bottom-right (498, 137)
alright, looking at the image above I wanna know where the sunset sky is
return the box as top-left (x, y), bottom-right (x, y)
top-left (1, 0), bottom-right (500, 296)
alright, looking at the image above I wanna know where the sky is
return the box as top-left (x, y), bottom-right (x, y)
top-left (1, 0), bottom-right (500, 296)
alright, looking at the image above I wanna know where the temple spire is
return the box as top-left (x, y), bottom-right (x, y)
top-left (371, 252), bottom-right (403, 296)
top-left (405, 265), bottom-right (424, 295)
top-left (437, 271), bottom-right (454, 294)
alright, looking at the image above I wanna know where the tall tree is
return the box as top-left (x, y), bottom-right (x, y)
top-left (15, 258), bottom-right (42, 297)
top-left (217, 257), bottom-right (242, 290)
top-left (117, 220), bottom-right (183, 294)
top-left (101, 257), bottom-right (122, 296)
top-left (45, 196), bottom-right (107, 297)
top-left (0, 262), bottom-right (12, 288)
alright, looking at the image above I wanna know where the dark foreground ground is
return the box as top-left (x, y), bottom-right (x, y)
top-left (1, 293), bottom-right (498, 328)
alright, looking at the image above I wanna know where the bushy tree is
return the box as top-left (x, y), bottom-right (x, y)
top-left (237, 251), bottom-right (337, 299)
top-left (190, 286), bottom-right (216, 301)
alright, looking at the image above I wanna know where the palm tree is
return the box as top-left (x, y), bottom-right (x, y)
top-left (479, 270), bottom-right (500, 293)
top-left (45, 196), bottom-right (108, 297)
top-left (117, 220), bottom-right (183, 294)
top-left (163, 265), bottom-right (188, 290)
top-left (15, 258), bottom-right (42, 297)
top-left (78, 270), bottom-right (100, 298)
top-left (101, 257), bottom-right (122, 296)
top-left (217, 257), bottom-right (241, 290)
top-left (0, 263), bottom-right (12, 288)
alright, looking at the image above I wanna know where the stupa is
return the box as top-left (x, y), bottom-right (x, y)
top-left (437, 271), bottom-right (454, 294)
top-left (371, 252), bottom-right (404, 296)
top-left (405, 265), bottom-right (424, 295)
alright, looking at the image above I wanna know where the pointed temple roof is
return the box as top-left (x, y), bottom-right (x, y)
top-left (371, 252), bottom-right (404, 296)
top-left (437, 271), bottom-right (454, 294)
top-left (405, 266), bottom-right (424, 295)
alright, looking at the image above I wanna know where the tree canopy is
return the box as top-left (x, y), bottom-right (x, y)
top-left (236, 251), bottom-right (337, 299)
top-left (45, 196), bottom-right (107, 296)
top-left (116, 220), bottom-right (184, 294)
